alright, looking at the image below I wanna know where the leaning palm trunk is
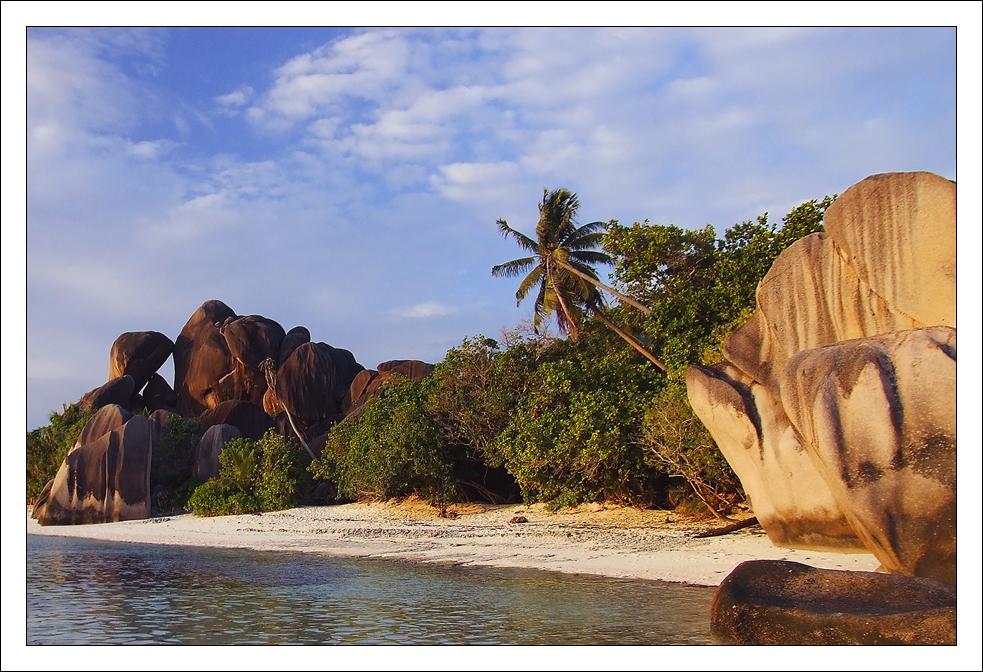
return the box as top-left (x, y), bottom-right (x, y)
top-left (591, 309), bottom-right (668, 371)
top-left (553, 258), bottom-right (652, 315)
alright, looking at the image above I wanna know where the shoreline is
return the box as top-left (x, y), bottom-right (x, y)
top-left (26, 501), bottom-right (881, 585)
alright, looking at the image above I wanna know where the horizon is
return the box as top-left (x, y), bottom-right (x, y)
top-left (14, 24), bottom-right (962, 429)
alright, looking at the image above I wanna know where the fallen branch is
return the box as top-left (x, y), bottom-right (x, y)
top-left (693, 516), bottom-right (759, 538)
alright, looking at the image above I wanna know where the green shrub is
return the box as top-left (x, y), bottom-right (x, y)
top-left (312, 377), bottom-right (456, 505)
top-left (641, 382), bottom-right (742, 518)
top-left (491, 327), bottom-right (666, 509)
top-left (26, 404), bottom-right (94, 502)
top-left (152, 416), bottom-right (203, 490)
top-left (188, 429), bottom-right (308, 517)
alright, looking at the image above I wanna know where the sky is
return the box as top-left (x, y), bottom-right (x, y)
top-left (8, 19), bottom-right (971, 430)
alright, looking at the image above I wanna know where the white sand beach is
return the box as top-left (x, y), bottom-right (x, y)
top-left (27, 500), bottom-right (881, 586)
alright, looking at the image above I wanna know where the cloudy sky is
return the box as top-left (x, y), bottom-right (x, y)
top-left (12, 22), bottom-right (966, 429)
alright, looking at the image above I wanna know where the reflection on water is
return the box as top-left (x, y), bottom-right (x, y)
top-left (27, 535), bottom-right (714, 645)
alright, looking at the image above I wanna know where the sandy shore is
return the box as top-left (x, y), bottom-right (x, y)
top-left (27, 500), bottom-right (880, 586)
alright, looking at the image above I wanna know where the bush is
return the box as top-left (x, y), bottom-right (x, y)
top-left (491, 326), bottom-right (666, 509)
top-left (151, 416), bottom-right (203, 491)
top-left (26, 404), bottom-right (94, 502)
top-left (188, 429), bottom-right (309, 516)
top-left (312, 377), bottom-right (457, 506)
top-left (641, 383), bottom-right (743, 518)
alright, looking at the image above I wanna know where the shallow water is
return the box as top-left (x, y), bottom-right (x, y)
top-left (27, 534), bottom-right (715, 645)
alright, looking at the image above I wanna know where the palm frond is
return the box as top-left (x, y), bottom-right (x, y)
top-left (569, 249), bottom-right (615, 266)
top-left (497, 219), bottom-right (539, 253)
top-left (514, 265), bottom-right (545, 305)
top-left (492, 256), bottom-right (536, 278)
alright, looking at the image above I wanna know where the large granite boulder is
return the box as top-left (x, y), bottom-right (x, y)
top-left (109, 331), bottom-right (174, 392)
top-left (781, 327), bottom-right (956, 585)
top-left (710, 560), bottom-right (956, 645)
top-left (32, 415), bottom-right (153, 526)
top-left (686, 172), bottom-right (957, 583)
top-left (173, 300), bottom-right (238, 417)
top-left (198, 399), bottom-right (273, 441)
top-left (71, 404), bottom-right (133, 453)
top-left (276, 342), bottom-right (339, 426)
top-left (685, 364), bottom-right (864, 551)
top-left (221, 315), bottom-right (286, 407)
top-left (192, 423), bottom-right (242, 482)
top-left (344, 360), bottom-right (434, 415)
top-left (277, 326), bottom-right (311, 367)
top-left (79, 375), bottom-right (137, 412)
top-left (142, 373), bottom-right (178, 412)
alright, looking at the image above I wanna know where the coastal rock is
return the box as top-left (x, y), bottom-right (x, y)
top-left (221, 315), bottom-right (286, 407)
top-left (173, 300), bottom-right (238, 417)
top-left (276, 342), bottom-right (339, 425)
top-left (198, 399), bottom-right (273, 441)
top-left (687, 172), bottom-right (958, 581)
top-left (142, 373), bottom-right (178, 412)
top-left (378, 359), bottom-right (435, 380)
top-left (780, 327), bottom-right (956, 585)
top-left (685, 364), bottom-right (863, 551)
top-left (148, 408), bottom-right (180, 444)
top-left (710, 560), bottom-right (956, 645)
top-left (193, 423), bottom-right (243, 481)
top-left (109, 331), bottom-right (174, 392)
top-left (277, 326), bottom-right (311, 367)
top-left (79, 375), bottom-right (136, 412)
top-left (71, 404), bottom-right (133, 453)
top-left (32, 415), bottom-right (153, 526)
top-left (344, 360), bottom-right (434, 415)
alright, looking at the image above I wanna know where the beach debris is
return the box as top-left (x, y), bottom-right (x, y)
top-left (509, 516), bottom-right (528, 524)
top-left (693, 516), bottom-right (759, 538)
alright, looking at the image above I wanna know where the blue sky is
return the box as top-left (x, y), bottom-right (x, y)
top-left (12, 23), bottom-right (968, 429)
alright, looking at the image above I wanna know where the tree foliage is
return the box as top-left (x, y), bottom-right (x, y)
top-left (26, 404), bottom-right (94, 502)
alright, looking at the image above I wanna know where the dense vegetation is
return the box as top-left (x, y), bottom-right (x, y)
top-left (27, 195), bottom-right (831, 517)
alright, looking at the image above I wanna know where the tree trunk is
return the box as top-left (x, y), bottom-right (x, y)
top-left (553, 258), bottom-right (652, 315)
top-left (591, 309), bottom-right (668, 371)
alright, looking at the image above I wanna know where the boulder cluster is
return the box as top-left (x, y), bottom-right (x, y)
top-left (32, 299), bottom-right (433, 525)
top-left (688, 172), bottom-right (956, 641)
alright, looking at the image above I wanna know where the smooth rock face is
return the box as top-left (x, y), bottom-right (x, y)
top-left (72, 404), bottom-right (133, 453)
top-left (198, 399), bottom-right (273, 441)
top-left (221, 315), bottom-right (286, 407)
top-left (173, 300), bottom-right (238, 417)
top-left (109, 331), bottom-right (174, 392)
top-left (79, 375), bottom-right (136, 412)
top-left (193, 424), bottom-right (242, 482)
top-left (781, 327), bottom-right (957, 585)
top-left (142, 373), bottom-right (178, 412)
top-left (687, 172), bottom-right (957, 584)
top-left (710, 560), bottom-right (956, 645)
top-left (277, 326), bottom-right (311, 367)
top-left (276, 342), bottom-right (338, 425)
top-left (32, 415), bottom-right (153, 526)
top-left (345, 360), bottom-right (434, 415)
top-left (686, 364), bottom-right (864, 551)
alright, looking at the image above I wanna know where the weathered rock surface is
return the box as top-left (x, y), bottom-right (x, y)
top-left (344, 360), bottom-right (434, 415)
top-left (198, 399), bottom-right (273, 441)
top-left (32, 415), bottom-right (153, 526)
top-left (710, 560), bottom-right (956, 645)
top-left (781, 327), bottom-right (956, 585)
top-left (79, 375), bottom-right (136, 412)
top-left (686, 364), bottom-right (864, 551)
top-left (72, 404), bottom-right (133, 453)
top-left (277, 326), bottom-right (311, 367)
top-left (687, 172), bottom-right (957, 584)
top-left (173, 300), bottom-right (238, 417)
top-left (276, 342), bottom-right (338, 425)
top-left (221, 315), bottom-right (286, 407)
top-left (193, 423), bottom-right (242, 482)
top-left (109, 331), bottom-right (174, 392)
top-left (142, 373), bottom-right (178, 412)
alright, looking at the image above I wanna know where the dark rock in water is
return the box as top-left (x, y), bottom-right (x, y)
top-left (109, 331), bottom-right (174, 392)
top-left (32, 415), bottom-right (153, 526)
top-left (173, 300), bottom-right (238, 417)
top-left (142, 373), bottom-right (178, 413)
top-left (72, 404), bottom-right (133, 452)
top-left (710, 560), bottom-right (956, 645)
top-left (277, 326), bottom-right (311, 368)
top-left (198, 399), bottom-right (273, 441)
top-left (193, 424), bottom-right (243, 482)
top-left (276, 342), bottom-right (338, 425)
top-left (79, 375), bottom-right (136, 412)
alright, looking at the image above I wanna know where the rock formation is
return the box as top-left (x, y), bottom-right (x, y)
top-left (32, 415), bottom-right (153, 526)
top-left (173, 299), bottom-right (238, 417)
top-left (193, 424), bottom-right (243, 482)
top-left (109, 331), bottom-right (174, 392)
top-left (710, 560), bottom-right (956, 645)
top-left (72, 404), bottom-right (133, 452)
top-left (687, 172), bottom-right (956, 584)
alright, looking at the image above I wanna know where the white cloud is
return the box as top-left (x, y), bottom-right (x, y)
top-left (215, 85), bottom-right (254, 108)
top-left (391, 301), bottom-right (457, 319)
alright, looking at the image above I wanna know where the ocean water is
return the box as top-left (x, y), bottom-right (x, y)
top-left (26, 534), bottom-right (715, 645)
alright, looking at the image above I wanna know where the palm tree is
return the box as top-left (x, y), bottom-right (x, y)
top-left (492, 189), bottom-right (667, 371)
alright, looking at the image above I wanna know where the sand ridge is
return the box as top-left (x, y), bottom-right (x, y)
top-left (26, 500), bottom-right (881, 586)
